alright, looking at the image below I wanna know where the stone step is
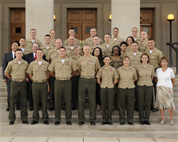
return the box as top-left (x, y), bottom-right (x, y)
top-left (0, 124), bottom-right (177, 138)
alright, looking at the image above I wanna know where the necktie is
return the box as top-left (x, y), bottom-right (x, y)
top-left (14, 54), bottom-right (16, 59)
top-left (34, 54), bottom-right (37, 60)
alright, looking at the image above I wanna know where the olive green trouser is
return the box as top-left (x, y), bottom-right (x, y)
top-left (78, 77), bottom-right (96, 122)
top-left (9, 81), bottom-right (28, 122)
top-left (117, 88), bottom-right (135, 123)
top-left (100, 88), bottom-right (114, 122)
top-left (137, 85), bottom-right (153, 122)
top-left (32, 82), bottom-right (49, 122)
top-left (54, 79), bottom-right (72, 122)
top-left (49, 76), bottom-right (55, 109)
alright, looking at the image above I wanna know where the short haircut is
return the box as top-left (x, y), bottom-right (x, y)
top-left (12, 41), bottom-right (19, 45)
top-left (36, 49), bottom-right (43, 52)
top-left (148, 38), bottom-right (155, 42)
top-left (126, 36), bottom-right (134, 43)
top-left (104, 33), bottom-right (111, 37)
top-left (122, 55), bottom-right (130, 61)
top-left (113, 27), bottom-right (119, 31)
top-left (93, 35), bottom-right (100, 38)
top-left (20, 37), bottom-right (26, 40)
top-left (32, 42), bottom-right (40, 47)
top-left (120, 41), bottom-right (128, 47)
top-left (45, 34), bottom-right (51, 38)
top-left (131, 41), bottom-right (138, 45)
top-left (83, 44), bottom-right (91, 49)
top-left (69, 28), bottom-right (75, 31)
top-left (90, 28), bottom-right (96, 31)
top-left (15, 49), bottom-right (22, 52)
top-left (74, 46), bottom-right (80, 50)
top-left (132, 27), bottom-right (138, 30)
top-left (59, 46), bottom-right (66, 51)
top-left (50, 29), bottom-right (55, 33)
top-left (141, 30), bottom-right (148, 34)
top-left (103, 55), bottom-right (111, 59)
top-left (140, 53), bottom-right (150, 63)
top-left (111, 46), bottom-right (121, 56)
top-left (30, 28), bottom-right (36, 32)
top-left (160, 56), bottom-right (169, 64)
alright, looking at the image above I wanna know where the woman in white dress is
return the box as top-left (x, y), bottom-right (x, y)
top-left (154, 56), bottom-right (176, 126)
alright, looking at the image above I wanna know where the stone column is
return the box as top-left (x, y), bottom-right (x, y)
top-left (111, 0), bottom-right (140, 40)
top-left (26, 0), bottom-right (54, 43)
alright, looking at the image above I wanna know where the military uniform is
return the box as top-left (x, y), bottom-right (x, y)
top-left (120, 52), bottom-right (127, 58)
top-left (100, 43), bottom-right (113, 57)
top-left (96, 66), bottom-right (118, 122)
top-left (48, 57), bottom-right (77, 122)
top-left (27, 60), bottom-right (49, 122)
top-left (64, 37), bottom-right (80, 47)
top-left (78, 55), bottom-right (100, 122)
top-left (138, 39), bottom-right (148, 53)
top-left (65, 45), bottom-right (83, 57)
top-left (128, 51), bottom-right (142, 68)
top-left (117, 66), bottom-right (138, 123)
top-left (110, 37), bottom-right (124, 47)
top-left (41, 44), bottom-right (53, 57)
top-left (26, 38), bottom-right (43, 53)
top-left (5, 59), bottom-right (28, 123)
top-left (134, 36), bottom-right (142, 45)
top-left (126, 47), bottom-right (132, 54)
top-left (136, 64), bottom-right (154, 122)
top-left (84, 37), bottom-right (103, 47)
top-left (50, 39), bottom-right (56, 47)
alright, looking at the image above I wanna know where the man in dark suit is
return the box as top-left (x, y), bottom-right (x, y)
top-left (2, 41), bottom-right (25, 111)
top-left (25, 42), bottom-right (46, 111)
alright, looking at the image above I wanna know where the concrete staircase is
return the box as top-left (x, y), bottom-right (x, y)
top-left (0, 67), bottom-right (178, 138)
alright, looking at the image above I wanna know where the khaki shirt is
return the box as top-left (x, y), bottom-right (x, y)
top-left (136, 64), bottom-right (155, 86)
top-left (117, 66), bottom-right (138, 89)
top-left (110, 37), bottom-right (124, 47)
top-left (50, 39), bottom-right (56, 47)
top-left (5, 59), bottom-right (28, 80)
top-left (41, 44), bottom-right (53, 57)
top-left (72, 55), bottom-right (81, 76)
top-left (100, 43), bottom-right (113, 57)
top-left (96, 66), bottom-right (118, 88)
top-left (27, 60), bottom-right (49, 81)
top-left (26, 38), bottom-right (43, 53)
top-left (46, 48), bottom-right (59, 62)
top-left (138, 39), bottom-right (148, 53)
top-left (126, 47), bottom-right (132, 54)
top-left (63, 38), bottom-right (80, 47)
top-left (90, 45), bottom-right (101, 54)
top-left (134, 36), bottom-right (142, 45)
top-left (110, 57), bottom-right (122, 69)
top-left (84, 37), bottom-right (103, 47)
top-left (120, 52), bottom-right (127, 58)
top-left (48, 57), bottom-right (77, 78)
top-left (145, 47), bottom-right (163, 68)
top-left (78, 55), bottom-right (100, 77)
top-left (128, 51), bottom-right (142, 68)
top-left (65, 45), bottom-right (83, 57)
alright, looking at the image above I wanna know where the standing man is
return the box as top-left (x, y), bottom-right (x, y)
top-left (48, 47), bottom-right (77, 125)
top-left (78, 45), bottom-right (100, 125)
top-left (2, 42), bottom-right (24, 111)
top-left (145, 38), bottom-right (163, 112)
top-left (49, 29), bottom-right (56, 47)
top-left (91, 35), bottom-right (101, 53)
top-left (132, 27), bottom-right (142, 44)
top-left (27, 49), bottom-right (50, 125)
top-left (64, 28), bottom-right (80, 47)
top-left (100, 33), bottom-right (113, 57)
top-left (139, 31), bottom-right (149, 53)
top-left (19, 37), bottom-right (26, 53)
top-left (84, 28), bottom-right (103, 47)
top-left (26, 29), bottom-right (43, 53)
top-left (25, 42), bottom-right (46, 111)
top-left (110, 27), bottom-right (124, 46)
top-left (47, 38), bottom-right (63, 111)
top-left (41, 34), bottom-right (54, 57)
top-left (4, 49), bottom-right (29, 125)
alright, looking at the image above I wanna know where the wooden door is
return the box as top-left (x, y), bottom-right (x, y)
top-left (11, 8), bottom-right (25, 45)
top-left (67, 9), bottom-right (97, 41)
top-left (140, 9), bottom-right (154, 39)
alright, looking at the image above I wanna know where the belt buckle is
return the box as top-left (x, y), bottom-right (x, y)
top-left (38, 81), bottom-right (43, 83)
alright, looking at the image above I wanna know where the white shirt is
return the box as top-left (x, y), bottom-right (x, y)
top-left (21, 48), bottom-right (25, 52)
top-left (38, 61), bottom-right (42, 65)
top-left (114, 38), bottom-right (117, 41)
top-left (70, 46), bottom-right (74, 50)
top-left (134, 38), bottom-right (136, 41)
top-left (32, 40), bottom-right (35, 43)
top-left (12, 51), bottom-right (15, 59)
top-left (156, 68), bottom-right (175, 88)
top-left (106, 45), bottom-right (109, 48)
top-left (18, 61), bottom-right (21, 64)
top-left (150, 50), bottom-right (153, 54)
top-left (46, 47), bottom-right (49, 49)
top-left (33, 52), bottom-right (36, 58)
top-left (61, 59), bottom-right (65, 64)
top-left (57, 50), bottom-right (59, 53)
top-left (133, 53), bottom-right (136, 56)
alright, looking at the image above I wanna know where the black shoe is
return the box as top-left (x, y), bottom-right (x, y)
top-left (9, 121), bottom-right (14, 125)
top-left (145, 121), bottom-right (151, 125)
top-left (140, 121), bottom-right (145, 125)
top-left (6, 108), bottom-right (10, 111)
top-left (120, 122), bottom-right (125, 125)
top-left (78, 121), bottom-right (84, 125)
top-left (29, 107), bottom-right (33, 111)
top-left (54, 121), bottom-right (60, 125)
top-left (62, 107), bottom-right (65, 110)
top-left (31, 120), bottom-right (38, 125)
top-left (39, 108), bottom-right (42, 111)
top-left (22, 121), bottom-right (29, 124)
top-left (128, 122), bottom-right (134, 125)
top-left (101, 122), bottom-right (106, 125)
top-left (16, 107), bottom-right (20, 110)
top-left (66, 121), bottom-right (72, 125)
top-left (135, 108), bottom-right (138, 111)
top-left (152, 108), bottom-right (159, 112)
top-left (72, 107), bottom-right (76, 110)
top-left (90, 121), bottom-right (96, 125)
top-left (44, 121), bottom-right (49, 125)
top-left (49, 107), bottom-right (55, 111)
top-left (107, 122), bottom-right (113, 125)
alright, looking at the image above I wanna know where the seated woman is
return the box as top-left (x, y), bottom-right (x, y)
top-left (154, 56), bottom-right (176, 126)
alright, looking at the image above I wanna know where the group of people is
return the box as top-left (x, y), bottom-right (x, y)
top-left (2, 27), bottom-right (176, 126)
